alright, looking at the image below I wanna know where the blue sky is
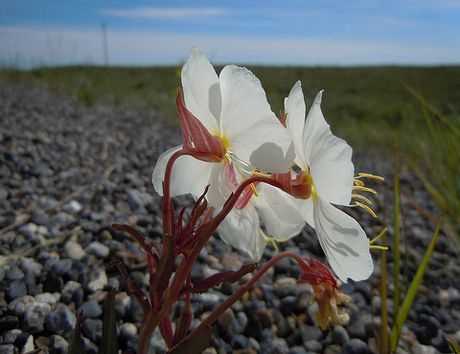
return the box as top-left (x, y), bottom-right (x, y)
top-left (1, 0), bottom-right (460, 67)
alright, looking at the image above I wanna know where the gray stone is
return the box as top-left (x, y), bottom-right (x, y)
top-left (45, 304), bottom-right (76, 334)
top-left (49, 335), bottom-right (69, 354)
top-left (79, 300), bottom-right (102, 318)
top-left (120, 322), bottom-right (137, 340)
top-left (6, 280), bottom-right (27, 300)
top-left (304, 340), bottom-right (322, 352)
top-left (87, 269), bottom-right (108, 292)
top-left (343, 339), bottom-right (372, 354)
top-left (24, 302), bottom-right (52, 333)
top-left (35, 292), bottom-right (59, 305)
top-left (331, 325), bottom-right (350, 345)
top-left (86, 241), bottom-right (110, 258)
top-left (8, 295), bottom-right (36, 316)
top-left (63, 200), bottom-right (83, 214)
top-left (300, 325), bottom-right (323, 342)
top-left (6, 265), bottom-right (24, 280)
top-left (20, 258), bottom-right (43, 277)
top-left (64, 240), bottom-right (86, 260)
top-left (3, 329), bottom-right (22, 344)
top-left (21, 335), bottom-right (34, 353)
top-left (0, 345), bottom-right (15, 354)
top-left (273, 277), bottom-right (297, 298)
top-left (82, 318), bottom-right (102, 342)
top-left (127, 189), bottom-right (152, 211)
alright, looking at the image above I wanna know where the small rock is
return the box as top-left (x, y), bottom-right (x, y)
top-left (20, 258), bottom-right (43, 277)
top-left (49, 335), bottom-right (69, 354)
top-left (6, 265), bottom-right (25, 280)
top-left (300, 325), bottom-right (322, 342)
top-left (64, 241), bottom-right (86, 260)
top-left (79, 300), bottom-right (102, 318)
top-left (120, 322), bottom-right (137, 340)
top-left (127, 189), bottom-right (152, 211)
top-left (0, 345), bottom-right (15, 354)
top-left (343, 338), bottom-right (372, 354)
top-left (331, 325), bottom-right (350, 345)
top-left (304, 340), bottom-right (322, 352)
top-left (87, 269), bottom-right (108, 292)
top-left (24, 302), bottom-right (51, 333)
top-left (6, 280), bottom-right (27, 300)
top-left (86, 241), bottom-right (110, 258)
top-left (35, 293), bottom-right (59, 305)
top-left (82, 318), bottom-right (103, 342)
top-left (3, 329), bottom-right (22, 344)
top-left (45, 304), bottom-right (76, 334)
top-left (18, 223), bottom-right (38, 239)
top-left (324, 344), bottom-right (342, 354)
top-left (21, 335), bottom-right (34, 354)
top-left (8, 295), bottom-right (35, 316)
top-left (270, 337), bottom-right (289, 354)
top-left (273, 277), bottom-right (297, 298)
top-left (412, 343), bottom-right (438, 354)
top-left (63, 200), bottom-right (83, 214)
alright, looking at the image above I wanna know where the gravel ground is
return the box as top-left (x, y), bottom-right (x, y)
top-left (0, 84), bottom-right (459, 354)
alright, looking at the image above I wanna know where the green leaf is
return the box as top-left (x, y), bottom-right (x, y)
top-left (69, 314), bottom-right (85, 354)
top-left (99, 291), bottom-right (118, 354)
top-left (390, 221), bottom-right (442, 352)
top-left (392, 162), bottom-right (401, 319)
top-left (168, 324), bottom-right (213, 354)
top-left (447, 336), bottom-right (460, 354)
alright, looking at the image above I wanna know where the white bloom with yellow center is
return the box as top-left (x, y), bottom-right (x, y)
top-left (281, 81), bottom-right (374, 282)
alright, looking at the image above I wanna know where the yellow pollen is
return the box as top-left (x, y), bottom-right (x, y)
top-left (353, 201), bottom-right (378, 218)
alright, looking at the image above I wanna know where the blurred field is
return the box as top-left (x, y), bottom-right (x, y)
top-left (1, 65), bottom-right (460, 149)
top-left (1, 65), bottom-right (459, 232)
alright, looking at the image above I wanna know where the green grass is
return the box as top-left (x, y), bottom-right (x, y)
top-left (2, 65), bottom-right (460, 150)
top-left (1, 64), bottom-right (459, 233)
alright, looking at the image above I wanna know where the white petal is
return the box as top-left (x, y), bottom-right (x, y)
top-left (304, 91), bottom-right (354, 205)
top-left (218, 204), bottom-right (266, 261)
top-left (313, 197), bottom-right (373, 282)
top-left (152, 146), bottom-right (213, 198)
top-left (285, 81), bottom-right (307, 167)
top-left (295, 197), bottom-right (315, 228)
top-left (219, 64), bottom-right (276, 139)
top-left (230, 119), bottom-right (294, 173)
top-left (205, 163), bottom-right (235, 211)
top-left (254, 184), bottom-right (304, 242)
top-left (181, 48), bottom-right (220, 132)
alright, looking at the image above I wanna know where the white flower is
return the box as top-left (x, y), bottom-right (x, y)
top-left (282, 81), bottom-right (373, 282)
top-left (205, 160), bottom-right (304, 260)
top-left (152, 49), bottom-right (293, 199)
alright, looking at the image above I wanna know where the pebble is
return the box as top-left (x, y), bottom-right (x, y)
top-left (79, 300), bottom-right (102, 318)
top-left (82, 318), bottom-right (103, 342)
top-left (87, 269), bottom-right (108, 292)
top-left (35, 293), bottom-right (59, 305)
top-left (6, 280), bottom-right (27, 300)
top-left (20, 258), bottom-right (43, 277)
top-left (8, 295), bottom-right (35, 316)
top-left (49, 335), bottom-right (69, 354)
top-left (0, 345), bottom-right (15, 354)
top-left (63, 200), bottom-right (83, 214)
top-left (24, 302), bottom-right (52, 333)
top-left (343, 338), bottom-right (372, 354)
top-left (331, 325), bottom-right (350, 345)
top-left (21, 335), bottom-right (34, 353)
top-left (3, 329), bottom-right (22, 344)
top-left (273, 277), bottom-right (297, 298)
top-left (86, 241), bottom-right (110, 258)
top-left (45, 304), bottom-right (77, 333)
top-left (6, 265), bottom-right (25, 280)
top-left (64, 241), bottom-right (86, 260)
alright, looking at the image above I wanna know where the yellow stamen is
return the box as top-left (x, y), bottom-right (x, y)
top-left (353, 201), bottom-right (378, 218)
top-left (354, 179), bottom-right (365, 187)
top-left (352, 185), bottom-right (377, 195)
top-left (370, 245), bottom-right (389, 251)
top-left (351, 193), bottom-right (374, 206)
top-left (357, 172), bottom-right (385, 182)
top-left (370, 227), bottom-right (388, 245)
top-left (250, 183), bottom-right (259, 197)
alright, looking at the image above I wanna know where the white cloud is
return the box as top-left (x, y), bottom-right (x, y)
top-left (101, 7), bottom-right (227, 19)
top-left (1, 25), bottom-right (459, 68)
